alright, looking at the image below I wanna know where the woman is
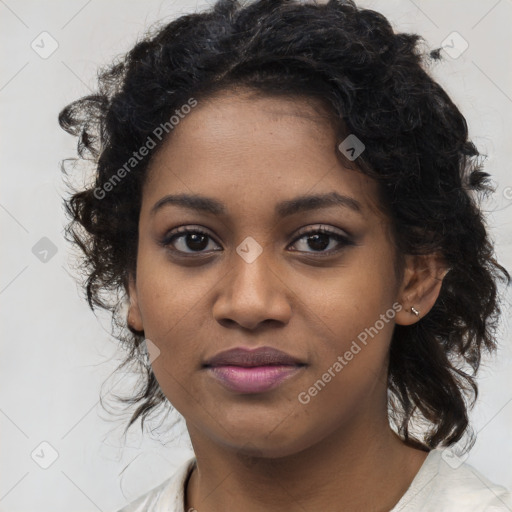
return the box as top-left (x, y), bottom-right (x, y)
top-left (58, 0), bottom-right (512, 510)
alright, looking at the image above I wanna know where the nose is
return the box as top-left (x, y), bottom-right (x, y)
top-left (212, 248), bottom-right (292, 331)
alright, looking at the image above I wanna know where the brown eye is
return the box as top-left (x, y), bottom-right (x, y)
top-left (289, 226), bottom-right (354, 255)
top-left (162, 227), bottom-right (221, 254)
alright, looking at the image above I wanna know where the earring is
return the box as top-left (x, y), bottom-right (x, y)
top-left (410, 306), bottom-right (420, 317)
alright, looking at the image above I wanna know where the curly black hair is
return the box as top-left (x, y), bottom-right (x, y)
top-left (58, 0), bottom-right (510, 451)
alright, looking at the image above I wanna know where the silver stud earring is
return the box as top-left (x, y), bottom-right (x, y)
top-left (410, 306), bottom-right (420, 317)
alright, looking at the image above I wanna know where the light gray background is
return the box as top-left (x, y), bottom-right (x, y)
top-left (1, 1), bottom-right (511, 511)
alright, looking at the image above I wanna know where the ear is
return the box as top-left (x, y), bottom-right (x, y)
top-left (127, 273), bottom-right (144, 332)
top-left (395, 253), bottom-right (450, 326)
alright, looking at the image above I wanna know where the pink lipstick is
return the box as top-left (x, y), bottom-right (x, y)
top-left (203, 346), bottom-right (305, 393)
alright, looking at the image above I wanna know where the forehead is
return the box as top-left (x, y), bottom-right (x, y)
top-left (152, 89), bottom-right (338, 161)
top-left (142, 89), bottom-right (383, 220)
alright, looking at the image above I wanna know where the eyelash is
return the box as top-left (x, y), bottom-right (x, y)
top-left (160, 225), bottom-right (355, 257)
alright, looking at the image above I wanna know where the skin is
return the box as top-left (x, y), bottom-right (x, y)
top-left (127, 88), bottom-right (449, 512)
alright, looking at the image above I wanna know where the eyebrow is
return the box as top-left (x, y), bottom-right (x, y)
top-left (150, 191), bottom-right (362, 218)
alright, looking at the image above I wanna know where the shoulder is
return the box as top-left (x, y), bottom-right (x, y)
top-left (113, 456), bottom-right (197, 512)
top-left (392, 448), bottom-right (512, 512)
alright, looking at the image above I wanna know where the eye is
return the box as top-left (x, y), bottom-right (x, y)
top-left (161, 225), bottom-right (355, 256)
top-left (161, 227), bottom-right (221, 254)
top-left (289, 226), bottom-right (354, 255)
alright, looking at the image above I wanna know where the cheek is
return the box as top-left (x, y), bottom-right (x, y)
top-left (294, 282), bottom-right (396, 432)
top-left (303, 246), bottom-right (397, 335)
top-left (134, 254), bottom-right (214, 383)
top-left (136, 249), bottom-right (211, 334)
top-left (306, 284), bottom-right (396, 387)
top-left (298, 244), bottom-right (398, 378)
top-left (137, 267), bottom-right (208, 414)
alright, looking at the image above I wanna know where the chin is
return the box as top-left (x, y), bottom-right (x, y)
top-left (228, 436), bottom-right (310, 460)
top-left (208, 416), bottom-right (318, 459)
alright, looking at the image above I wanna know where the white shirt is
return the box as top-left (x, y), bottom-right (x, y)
top-left (114, 448), bottom-right (512, 511)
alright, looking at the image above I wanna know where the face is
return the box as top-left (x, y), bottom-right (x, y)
top-left (127, 89), bottom-right (438, 458)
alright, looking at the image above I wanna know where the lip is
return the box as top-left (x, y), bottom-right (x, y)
top-left (203, 346), bottom-right (306, 394)
top-left (204, 346), bottom-right (304, 367)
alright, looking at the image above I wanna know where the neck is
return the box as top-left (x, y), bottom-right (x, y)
top-left (184, 416), bottom-right (429, 512)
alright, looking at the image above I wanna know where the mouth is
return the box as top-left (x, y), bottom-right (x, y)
top-left (203, 346), bottom-right (305, 367)
top-left (203, 346), bottom-right (306, 393)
